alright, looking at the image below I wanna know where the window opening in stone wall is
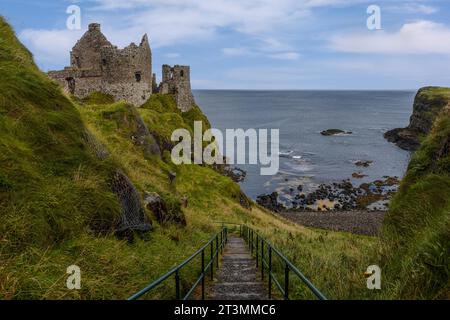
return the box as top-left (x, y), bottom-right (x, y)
top-left (66, 77), bottom-right (76, 94)
top-left (180, 70), bottom-right (184, 77)
top-left (135, 72), bottom-right (142, 82)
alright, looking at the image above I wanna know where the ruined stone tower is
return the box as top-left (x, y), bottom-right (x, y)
top-left (159, 65), bottom-right (195, 112)
top-left (48, 23), bottom-right (153, 106)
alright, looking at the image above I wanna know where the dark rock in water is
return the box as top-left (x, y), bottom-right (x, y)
top-left (256, 192), bottom-right (286, 212)
top-left (352, 172), bottom-right (367, 179)
top-left (321, 129), bottom-right (352, 136)
top-left (384, 128), bottom-right (420, 151)
top-left (354, 160), bottom-right (373, 167)
top-left (144, 191), bottom-right (186, 226)
top-left (384, 87), bottom-right (450, 151)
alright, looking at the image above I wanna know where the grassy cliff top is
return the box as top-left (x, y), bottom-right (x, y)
top-left (417, 86), bottom-right (450, 100)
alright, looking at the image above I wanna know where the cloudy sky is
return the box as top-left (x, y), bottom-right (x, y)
top-left (1, 0), bottom-right (450, 89)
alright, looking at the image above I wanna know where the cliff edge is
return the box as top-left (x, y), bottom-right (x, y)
top-left (385, 87), bottom-right (450, 151)
top-left (380, 99), bottom-right (450, 299)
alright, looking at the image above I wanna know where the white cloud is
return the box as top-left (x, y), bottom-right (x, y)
top-left (222, 47), bottom-right (252, 56)
top-left (259, 37), bottom-right (294, 52)
top-left (269, 52), bottom-right (300, 60)
top-left (330, 20), bottom-right (450, 55)
top-left (87, 0), bottom-right (369, 43)
top-left (386, 3), bottom-right (438, 15)
top-left (165, 52), bottom-right (181, 58)
top-left (19, 0), bottom-right (370, 70)
top-left (222, 44), bottom-right (299, 60)
top-left (19, 29), bottom-right (83, 70)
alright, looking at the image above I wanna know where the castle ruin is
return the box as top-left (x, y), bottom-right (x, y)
top-left (159, 65), bottom-right (195, 112)
top-left (48, 23), bottom-right (195, 111)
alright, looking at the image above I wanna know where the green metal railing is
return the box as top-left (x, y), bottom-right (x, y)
top-left (128, 227), bottom-right (228, 300)
top-left (241, 225), bottom-right (327, 300)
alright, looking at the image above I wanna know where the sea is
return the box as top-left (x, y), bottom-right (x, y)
top-left (193, 90), bottom-right (415, 200)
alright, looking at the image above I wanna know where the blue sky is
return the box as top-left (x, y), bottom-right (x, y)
top-left (1, 0), bottom-right (450, 90)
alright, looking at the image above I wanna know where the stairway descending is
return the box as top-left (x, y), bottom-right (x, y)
top-left (208, 236), bottom-right (267, 300)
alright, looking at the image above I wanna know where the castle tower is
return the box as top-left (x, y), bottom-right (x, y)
top-left (159, 64), bottom-right (195, 112)
top-left (70, 23), bottom-right (112, 70)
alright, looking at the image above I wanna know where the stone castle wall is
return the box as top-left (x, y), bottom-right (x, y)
top-left (48, 23), bottom-right (152, 106)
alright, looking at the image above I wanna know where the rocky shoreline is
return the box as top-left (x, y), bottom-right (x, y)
top-left (256, 175), bottom-right (400, 213)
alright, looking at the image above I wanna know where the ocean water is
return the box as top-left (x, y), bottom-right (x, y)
top-left (193, 90), bottom-right (415, 199)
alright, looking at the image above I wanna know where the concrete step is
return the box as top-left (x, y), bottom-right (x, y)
top-left (207, 236), bottom-right (268, 300)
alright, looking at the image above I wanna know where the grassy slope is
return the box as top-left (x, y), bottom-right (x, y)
top-left (380, 93), bottom-right (450, 299)
top-left (0, 18), bottom-right (377, 300)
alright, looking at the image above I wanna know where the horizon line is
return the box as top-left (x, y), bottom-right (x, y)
top-left (191, 88), bottom-right (419, 92)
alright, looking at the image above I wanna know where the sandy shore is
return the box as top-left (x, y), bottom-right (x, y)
top-left (279, 211), bottom-right (385, 236)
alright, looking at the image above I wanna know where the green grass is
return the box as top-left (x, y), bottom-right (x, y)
top-left (417, 86), bottom-right (450, 101)
top-left (379, 101), bottom-right (450, 299)
top-left (414, 87), bottom-right (450, 135)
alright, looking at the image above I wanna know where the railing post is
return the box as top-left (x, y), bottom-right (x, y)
top-left (250, 230), bottom-right (253, 254)
top-left (268, 246), bottom-right (272, 299)
top-left (256, 234), bottom-right (259, 268)
top-left (226, 227), bottom-right (228, 243)
top-left (284, 262), bottom-right (289, 300)
top-left (175, 269), bottom-right (181, 300)
top-left (210, 242), bottom-right (214, 280)
top-left (220, 231), bottom-right (222, 254)
top-left (201, 250), bottom-right (205, 300)
top-left (261, 239), bottom-right (264, 280)
top-left (216, 236), bottom-right (219, 268)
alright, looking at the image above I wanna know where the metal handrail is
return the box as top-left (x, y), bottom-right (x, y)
top-left (128, 227), bottom-right (228, 300)
top-left (241, 225), bottom-right (328, 300)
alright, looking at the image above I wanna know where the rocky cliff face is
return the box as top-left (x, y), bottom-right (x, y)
top-left (385, 87), bottom-right (450, 151)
